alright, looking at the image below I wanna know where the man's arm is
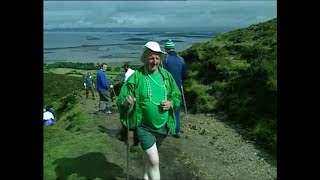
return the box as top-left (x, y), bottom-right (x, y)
top-left (117, 80), bottom-right (136, 128)
top-left (99, 72), bottom-right (110, 89)
top-left (162, 57), bottom-right (168, 69)
top-left (180, 57), bottom-right (188, 80)
top-left (92, 78), bottom-right (95, 88)
top-left (83, 77), bottom-right (87, 88)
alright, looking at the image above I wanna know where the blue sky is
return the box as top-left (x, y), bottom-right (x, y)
top-left (44, 1), bottom-right (277, 29)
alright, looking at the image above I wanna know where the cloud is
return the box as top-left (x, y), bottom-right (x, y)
top-left (44, 1), bottom-right (276, 29)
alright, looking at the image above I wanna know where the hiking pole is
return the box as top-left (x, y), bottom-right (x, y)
top-left (181, 84), bottom-right (188, 115)
top-left (112, 88), bottom-right (117, 99)
top-left (109, 82), bottom-right (117, 102)
top-left (126, 107), bottom-right (130, 180)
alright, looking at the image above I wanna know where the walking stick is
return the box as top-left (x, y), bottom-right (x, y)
top-left (109, 82), bottom-right (118, 102)
top-left (181, 84), bottom-right (187, 115)
top-left (126, 108), bottom-right (130, 180)
top-left (111, 88), bottom-right (117, 102)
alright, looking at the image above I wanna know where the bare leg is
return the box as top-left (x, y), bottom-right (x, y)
top-left (143, 163), bottom-right (149, 180)
top-left (144, 143), bottom-right (160, 180)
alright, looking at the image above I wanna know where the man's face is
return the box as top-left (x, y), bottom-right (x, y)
top-left (143, 50), bottom-right (161, 74)
top-left (102, 64), bottom-right (107, 71)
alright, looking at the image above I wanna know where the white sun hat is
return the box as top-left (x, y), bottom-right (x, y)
top-left (140, 41), bottom-right (166, 62)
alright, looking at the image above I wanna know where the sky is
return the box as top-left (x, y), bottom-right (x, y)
top-left (44, 1), bottom-right (277, 29)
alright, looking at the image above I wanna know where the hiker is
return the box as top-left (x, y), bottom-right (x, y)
top-left (43, 106), bottom-right (55, 126)
top-left (117, 41), bottom-right (181, 180)
top-left (163, 39), bottom-right (188, 138)
top-left (96, 63), bottom-right (114, 114)
top-left (84, 72), bottom-right (95, 100)
top-left (116, 62), bottom-right (139, 148)
top-left (123, 62), bottom-right (136, 82)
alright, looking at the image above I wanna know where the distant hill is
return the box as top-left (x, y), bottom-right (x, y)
top-left (181, 18), bottom-right (277, 154)
top-left (44, 27), bottom-right (234, 33)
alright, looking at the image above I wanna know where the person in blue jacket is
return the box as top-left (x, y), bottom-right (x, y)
top-left (163, 39), bottom-right (188, 138)
top-left (96, 63), bottom-right (114, 114)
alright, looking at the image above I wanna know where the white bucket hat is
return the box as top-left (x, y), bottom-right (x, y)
top-left (140, 41), bottom-right (166, 62)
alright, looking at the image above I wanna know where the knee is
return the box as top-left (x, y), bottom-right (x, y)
top-left (148, 156), bottom-right (159, 167)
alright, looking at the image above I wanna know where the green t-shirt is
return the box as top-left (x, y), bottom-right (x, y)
top-left (141, 72), bottom-right (169, 128)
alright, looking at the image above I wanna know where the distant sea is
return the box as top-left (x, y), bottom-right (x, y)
top-left (44, 27), bottom-right (233, 65)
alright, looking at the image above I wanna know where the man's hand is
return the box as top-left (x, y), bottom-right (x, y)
top-left (123, 96), bottom-right (136, 107)
top-left (160, 101), bottom-right (172, 111)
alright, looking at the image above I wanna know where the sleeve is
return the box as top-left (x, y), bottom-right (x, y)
top-left (167, 74), bottom-right (182, 111)
top-left (163, 57), bottom-right (168, 69)
top-left (181, 57), bottom-right (188, 80)
top-left (124, 72), bottom-right (129, 82)
top-left (117, 80), bottom-right (136, 127)
top-left (100, 72), bottom-right (110, 89)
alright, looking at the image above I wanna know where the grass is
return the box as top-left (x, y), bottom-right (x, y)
top-left (44, 73), bottom-right (82, 106)
top-left (48, 68), bottom-right (78, 74)
top-left (45, 68), bottom-right (123, 81)
top-left (181, 18), bottom-right (277, 157)
top-left (43, 72), bottom-right (276, 180)
top-left (44, 99), bottom-right (111, 180)
top-left (44, 73), bottom-right (112, 179)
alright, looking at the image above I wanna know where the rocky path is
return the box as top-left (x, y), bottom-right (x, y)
top-left (81, 93), bottom-right (277, 180)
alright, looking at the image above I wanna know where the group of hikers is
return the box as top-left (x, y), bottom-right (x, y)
top-left (45, 39), bottom-right (187, 180)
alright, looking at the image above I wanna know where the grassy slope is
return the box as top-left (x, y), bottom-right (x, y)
top-left (44, 19), bottom-right (277, 179)
top-left (44, 72), bottom-right (277, 180)
top-left (44, 73), bottom-right (111, 180)
top-left (180, 18), bottom-right (277, 156)
top-left (46, 68), bottom-right (123, 81)
top-left (44, 73), bottom-right (82, 106)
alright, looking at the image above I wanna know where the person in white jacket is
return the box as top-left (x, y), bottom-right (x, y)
top-left (43, 107), bottom-right (55, 126)
top-left (117, 62), bottom-right (139, 149)
top-left (123, 63), bottom-right (135, 82)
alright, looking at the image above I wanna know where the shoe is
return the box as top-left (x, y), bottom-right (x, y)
top-left (105, 110), bottom-right (112, 114)
top-left (173, 133), bottom-right (181, 138)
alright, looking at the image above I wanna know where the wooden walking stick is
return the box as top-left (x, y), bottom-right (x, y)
top-left (126, 108), bottom-right (130, 180)
top-left (112, 88), bottom-right (117, 101)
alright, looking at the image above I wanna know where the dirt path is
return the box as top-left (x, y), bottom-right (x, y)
top-left (80, 92), bottom-right (277, 180)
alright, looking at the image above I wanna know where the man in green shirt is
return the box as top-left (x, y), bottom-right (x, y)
top-left (117, 41), bottom-right (181, 180)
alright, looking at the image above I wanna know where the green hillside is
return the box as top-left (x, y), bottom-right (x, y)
top-left (43, 19), bottom-right (278, 179)
top-left (180, 18), bottom-right (277, 155)
top-left (44, 73), bottom-right (111, 180)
